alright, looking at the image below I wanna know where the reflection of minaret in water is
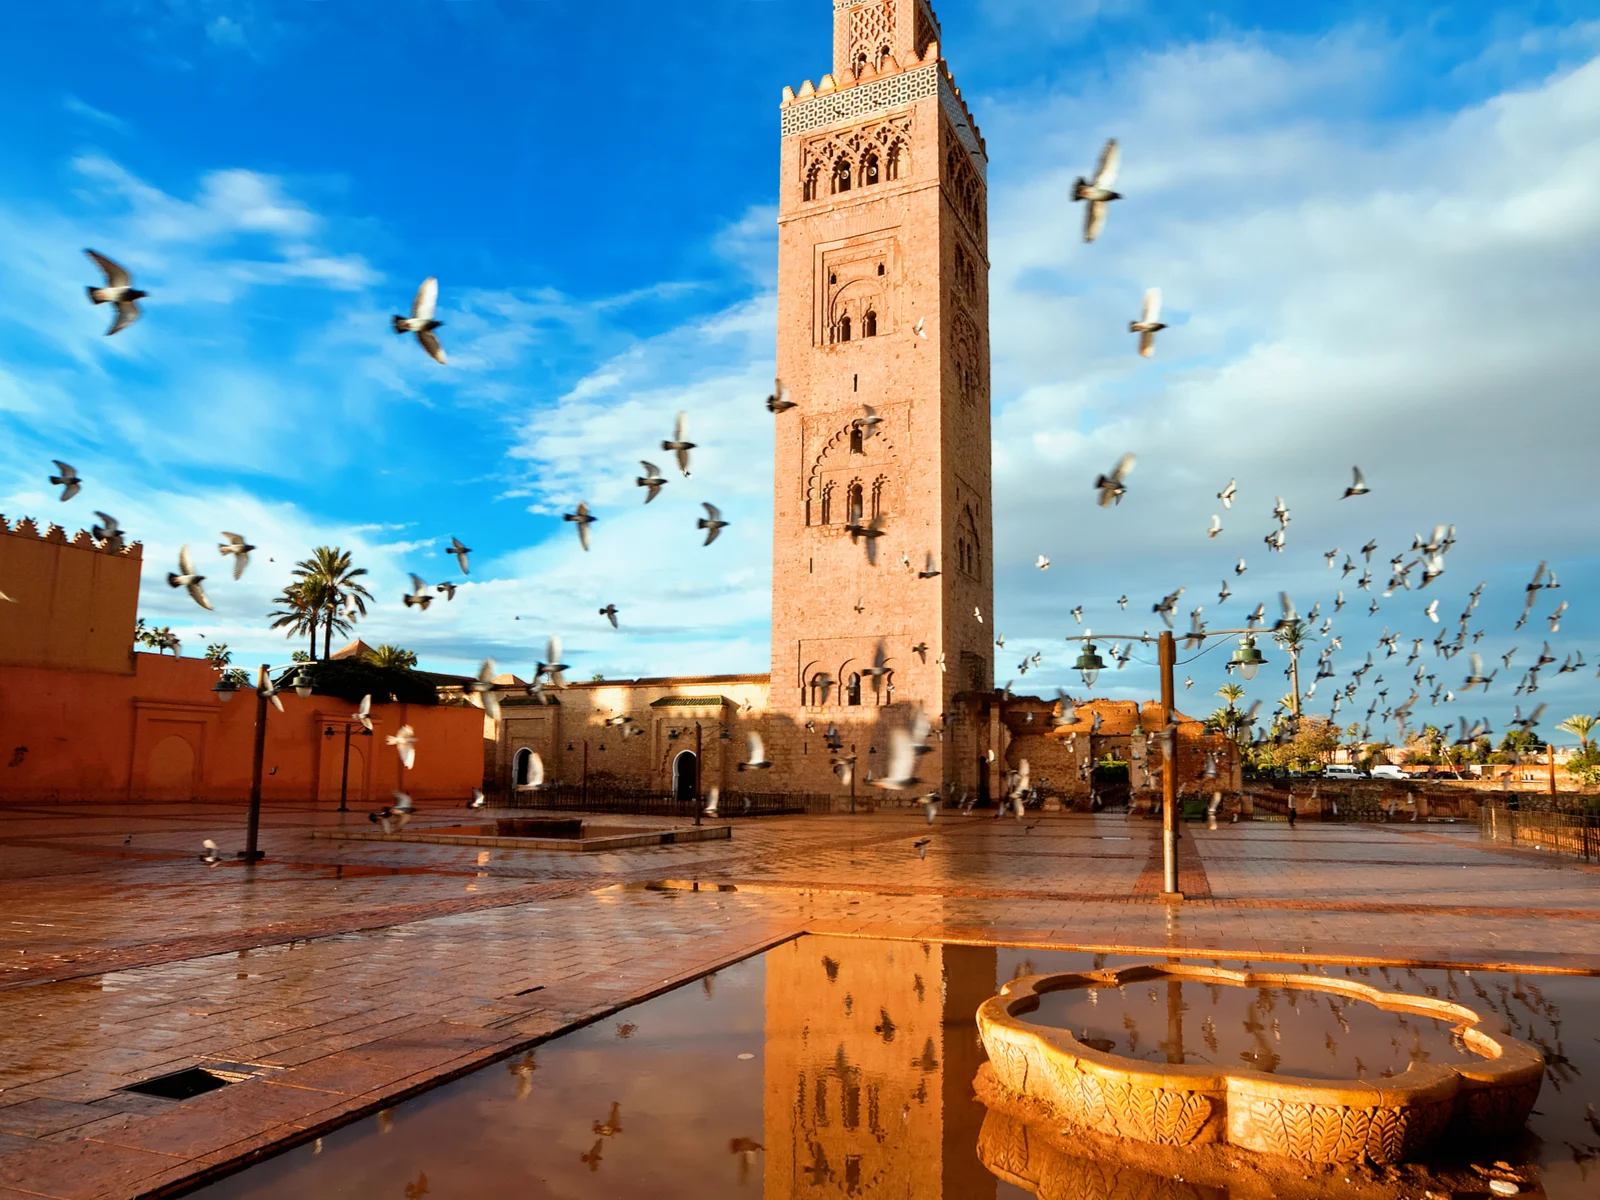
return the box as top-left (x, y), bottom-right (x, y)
top-left (763, 936), bottom-right (996, 1198)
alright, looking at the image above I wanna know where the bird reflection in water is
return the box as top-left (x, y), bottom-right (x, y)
top-left (506, 1051), bottom-right (536, 1101)
top-left (402, 1171), bottom-right (428, 1199)
top-left (593, 1102), bottom-right (622, 1138)
top-left (580, 1139), bottom-right (604, 1172)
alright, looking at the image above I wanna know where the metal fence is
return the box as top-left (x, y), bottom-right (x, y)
top-left (1479, 805), bottom-right (1600, 862)
top-left (501, 784), bottom-right (842, 818)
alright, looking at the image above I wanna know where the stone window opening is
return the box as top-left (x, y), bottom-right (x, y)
top-left (820, 482), bottom-right (835, 525)
top-left (877, 263), bottom-right (885, 276)
top-left (848, 482), bottom-right (865, 524)
top-left (837, 313), bottom-right (852, 342)
top-left (855, 51), bottom-right (869, 78)
top-left (809, 673), bottom-right (831, 707)
top-left (863, 152), bottom-right (880, 187)
top-left (850, 426), bottom-right (864, 455)
top-left (863, 310), bottom-right (878, 338)
top-left (804, 164), bottom-right (822, 203)
top-left (871, 476), bottom-right (888, 519)
top-left (513, 747), bottom-right (534, 787)
top-left (833, 157), bottom-right (853, 195)
top-left (846, 673), bottom-right (862, 707)
top-left (886, 141), bottom-right (905, 182)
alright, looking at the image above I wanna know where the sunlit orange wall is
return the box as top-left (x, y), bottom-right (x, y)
top-left (0, 517), bottom-right (141, 674)
top-left (0, 652), bottom-right (487, 805)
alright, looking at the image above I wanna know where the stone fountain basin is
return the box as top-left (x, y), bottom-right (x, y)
top-left (977, 964), bottom-right (1544, 1164)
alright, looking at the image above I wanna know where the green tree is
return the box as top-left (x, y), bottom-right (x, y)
top-left (364, 644), bottom-right (418, 671)
top-left (1556, 714), bottom-right (1596, 754)
top-left (1216, 682), bottom-right (1246, 709)
top-left (1500, 729), bottom-right (1541, 756)
top-left (269, 583), bottom-right (321, 659)
top-left (292, 547), bottom-right (373, 660)
top-left (1271, 619), bottom-right (1313, 717)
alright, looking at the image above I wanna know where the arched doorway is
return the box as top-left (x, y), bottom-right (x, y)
top-left (1090, 761), bottom-right (1131, 811)
top-left (513, 747), bottom-right (533, 787)
top-left (672, 751), bottom-right (698, 805)
top-left (146, 735), bottom-right (197, 801)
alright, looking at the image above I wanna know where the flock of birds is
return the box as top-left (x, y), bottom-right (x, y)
top-left (33, 130), bottom-right (1590, 835)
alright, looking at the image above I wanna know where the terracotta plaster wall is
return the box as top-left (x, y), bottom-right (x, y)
top-left (0, 653), bottom-right (486, 804)
top-left (0, 516), bottom-right (141, 675)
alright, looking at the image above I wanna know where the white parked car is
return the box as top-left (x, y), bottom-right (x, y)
top-left (1323, 765), bottom-right (1367, 780)
top-left (1370, 765), bottom-right (1406, 780)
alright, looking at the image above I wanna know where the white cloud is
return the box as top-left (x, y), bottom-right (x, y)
top-left (978, 32), bottom-right (1600, 731)
top-left (62, 94), bottom-right (126, 130)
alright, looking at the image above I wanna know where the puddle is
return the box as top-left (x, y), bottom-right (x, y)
top-left (181, 941), bottom-right (1600, 1200)
top-left (1027, 979), bottom-right (1483, 1079)
top-left (422, 821), bottom-right (648, 840)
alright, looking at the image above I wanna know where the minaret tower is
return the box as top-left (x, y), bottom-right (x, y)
top-left (770, 0), bottom-right (994, 794)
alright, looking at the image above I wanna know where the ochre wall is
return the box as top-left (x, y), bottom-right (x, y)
top-left (0, 516), bottom-right (141, 675)
top-left (0, 653), bottom-right (486, 804)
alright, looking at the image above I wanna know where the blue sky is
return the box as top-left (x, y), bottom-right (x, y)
top-left (1, 1), bottom-right (1597, 745)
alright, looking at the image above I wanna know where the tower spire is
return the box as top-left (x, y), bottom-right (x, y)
top-left (832, 0), bottom-right (942, 82)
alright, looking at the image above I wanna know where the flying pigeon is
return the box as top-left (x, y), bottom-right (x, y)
top-left (912, 316), bottom-right (927, 340)
top-left (737, 732), bottom-right (771, 771)
top-left (767, 379), bottom-right (796, 413)
top-left (662, 411), bottom-right (695, 477)
top-left (918, 552), bottom-right (941, 579)
top-left (403, 574), bottom-right (433, 610)
top-left (1036, 555), bottom-right (1050, 570)
top-left (387, 724), bottom-right (418, 769)
top-left (436, 581), bottom-right (457, 601)
top-left (446, 537), bottom-right (471, 575)
top-left (1073, 138), bottom-right (1122, 243)
top-left (92, 512), bottom-right (121, 541)
top-left (697, 502), bottom-right (728, 546)
top-left (636, 461), bottom-right (667, 504)
top-left (201, 839), bottom-right (220, 864)
top-left (599, 604), bottom-right (619, 628)
top-left (218, 532), bottom-right (254, 579)
top-left (1208, 514), bottom-right (1222, 538)
top-left (564, 502), bottom-right (596, 551)
top-left (533, 636), bottom-right (569, 690)
top-left (392, 277), bottom-right (446, 364)
top-left (167, 545), bottom-right (212, 610)
top-left (1095, 453), bottom-right (1136, 507)
top-left (353, 694), bottom-right (373, 732)
top-left (703, 786), bottom-right (719, 816)
top-left (846, 513), bottom-right (886, 565)
top-left (1129, 288), bottom-right (1166, 357)
top-left (1341, 467), bottom-right (1369, 499)
top-left (49, 461), bottom-right (81, 501)
top-left (1218, 479), bottom-right (1237, 509)
top-left (874, 709), bottom-right (932, 791)
top-left (467, 660), bottom-right (501, 720)
top-left (84, 249), bottom-right (146, 336)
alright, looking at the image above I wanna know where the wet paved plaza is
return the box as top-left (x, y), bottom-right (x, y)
top-left (0, 800), bottom-right (1597, 1198)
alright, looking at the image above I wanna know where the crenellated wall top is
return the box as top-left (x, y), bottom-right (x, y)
top-left (0, 514), bottom-right (144, 560)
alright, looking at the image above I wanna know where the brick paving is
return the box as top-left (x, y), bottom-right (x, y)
top-left (0, 799), bottom-right (1596, 1198)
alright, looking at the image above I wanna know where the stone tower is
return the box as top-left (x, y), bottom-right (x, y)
top-left (770, 0), bottom-right (994, 794)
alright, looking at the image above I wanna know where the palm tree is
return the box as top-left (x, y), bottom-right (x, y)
top-left (1216, 682), bottom-right (1246, 709)
top-left (364, 644), bottom-right (418, 671)
top-left (293, 547), bottom-right (373, 660)
top-left (1272, 619), bottom-right (1313, 717)
top-left (268, 583), bottom-right (320, 659)
top-left (1556, 714), bottom-right (1596, 754)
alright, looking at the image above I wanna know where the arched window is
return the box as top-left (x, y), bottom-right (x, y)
top-left (837, 314), bottom-right (852, 343)
top-left (863, 152), bottom-right (880, 186)
top-left (855, 52), bottom-right (868, 78)
top-left (877, 262), bottom-right (886, 276)
top-left (863, 310), bottom-right (877, 338)
top-left (850, 426), bottom-right (864, 455)
top-left (879, 45), bottom-right (892, 69)
top-left (820, 482), bottom-right (834, 525)
top-left (803, 164), bottom-right (821, 203)
top-left (871, 476), bottom-right (886, 518)
top-left (848, 482), bottom-right (864, 524)
top-left (809, 673), bottom-right (831, 707)
top-left (886, 141), bottom-right (905, 182)
top-left (846, 673), bottom-right (862, 706)
top-left (833, 157), bottom-right (853, 194)
top-left (513, 747), bottom-right (533, 787)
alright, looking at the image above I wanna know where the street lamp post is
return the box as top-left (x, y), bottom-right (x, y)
top-left (215, 663), bottom-right (314, 863)
top-left (1066, 627), bottom-right (1269, 900)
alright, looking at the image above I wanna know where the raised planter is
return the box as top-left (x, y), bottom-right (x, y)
top-left (977, 964), bottom-right (1543, 1164)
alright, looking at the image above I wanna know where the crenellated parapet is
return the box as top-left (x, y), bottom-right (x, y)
top-left (0, 513), bottom-right (143, 559)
